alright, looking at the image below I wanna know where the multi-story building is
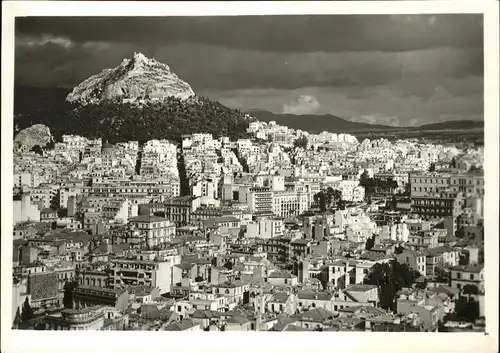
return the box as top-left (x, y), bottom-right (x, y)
top-left (423, 246), bottom-right (461, 276)
top-left (46, 307), bottom-right (106, 331)
top-left (450, 265), bottom-right (485, 294)
top-left (72, 286), bottom-right (129, 312)
top-left (406, 230), bottom-right (441, 251)
top-left (258, 236), bottom-right (292, 263)
top-left (240, 186), bottom-right (273, 214)
top-left (449, 170), bottom-right (484, 198)
top-left (111, 254), bottom-right (181, 294)
top-left (13, 171), bottom-right (45, 188)
top-left (395, 251), bottom-right (427, 276)
top-left (211, 281), bottom-right (250, 305)
top-left (140, 196), bottom-right (201, 226)
top-left (80, 181), bottom-right (180, 203)
top-left (128, 215), bottom-right (175, 247)
top-left (272, 190), bottom-right (308, 218)
top-left (191, 206), bottom-right (223, 222)
top-left (411, 191), bottom-right (464, 222)
top-left (13, 194), bottom-right (41, 224)
top-left (409, 172), bottom-right (451, 198)
top-left (244, 217), bottom-right (284, 239)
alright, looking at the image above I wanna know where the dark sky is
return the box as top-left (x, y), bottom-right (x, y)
top-left (15, 15), bottom-right (483, 126)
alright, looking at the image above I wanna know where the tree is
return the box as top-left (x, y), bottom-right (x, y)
top-left (450, 157), bottom-right (457, 169)
top-left (314, 187), bottom-right (343, 212)
top-left (13, 307), bottom-right (22, 329)
top-left (364, 260), bottom-right (421, 310)
top-left (314, 191), bottom-right (330, 212)
top-left (394, 246), bottom-right (404, 255)
top-left (403, 182), bottom-right (411, 196)
top-left (455, 228), bottom-right (465, 238)
top-left (365, 236), bottom-right (375, 251)
top-left (359, 170), bottom-right (375, 200)
top-left (455, 296), bottom-right (480, 322)
top-left (328, 188), bottom-right (342, 209)
top-left (63, 281), bottom-right (78, 309)
top-left (293, 136), bottom-right (308, 149)
top-left (21, 297), bottom-right (33, 322)
top-left (30, 145), bottom-right (44, 155)
top-left (390, 196), bottom-right (398, 210)
top-left (434, 266), bottom-right (450, 283)
top-left (463, 284), bottom-right (479, 297)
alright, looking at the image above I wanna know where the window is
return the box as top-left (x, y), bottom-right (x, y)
top-left (470, 274), bottom-right (474, 280)
top-left (457, 272), bottom-right (461, 279)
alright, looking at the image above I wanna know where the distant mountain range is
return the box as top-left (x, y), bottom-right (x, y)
top-left (247, 110), bottom-right (484, 133)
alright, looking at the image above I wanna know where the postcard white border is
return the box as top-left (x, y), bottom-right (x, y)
top-left (2, 2), bottom-right (498, 353)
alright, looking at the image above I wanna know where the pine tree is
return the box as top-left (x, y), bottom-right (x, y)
top-left (21, 297), bottom-right (33, 322)
top-left (13, 307), bottom-right (22, 329)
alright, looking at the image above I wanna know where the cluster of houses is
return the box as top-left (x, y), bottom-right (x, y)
top-left (12, 125), bottom-right (485, 332)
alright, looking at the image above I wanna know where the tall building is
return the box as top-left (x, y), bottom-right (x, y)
top-left (240, 187), bottom-right (273, 214)
top-left (13, 194), bottom-right (41, 224)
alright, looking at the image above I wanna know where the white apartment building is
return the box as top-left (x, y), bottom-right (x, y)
top-left (111, 254), bottom-right (181, 294)
top-left (272, 190), bottom-right (309, 218)
top-left (128, 215), bottom-right (176, 247)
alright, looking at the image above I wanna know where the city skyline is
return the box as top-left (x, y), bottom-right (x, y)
top-left (3, 0), bottom-right (497, 349)
top-left (15, 14), bottom-right (483, 127)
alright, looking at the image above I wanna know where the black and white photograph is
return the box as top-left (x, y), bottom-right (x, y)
top-left (2, 1), bottom-right (498, 353)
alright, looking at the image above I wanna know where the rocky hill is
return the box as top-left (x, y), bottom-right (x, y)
top-left (14, 124), bottom-right (53, 150)
top-left (66, 52), bottom-right (195, 104)
top-left (14, 54), bottom-right (250, 143)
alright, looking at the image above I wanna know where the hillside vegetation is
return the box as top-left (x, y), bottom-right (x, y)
top-left (14, 87), bottom-right (251, 143)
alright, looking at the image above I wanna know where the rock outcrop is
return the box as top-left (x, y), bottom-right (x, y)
top-left (66, 52), bottom-right (195, 104)
top-left (14, 124), bottom-right (53, 149)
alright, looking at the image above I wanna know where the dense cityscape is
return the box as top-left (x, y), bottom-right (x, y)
top-left (10, 13), bottom-right (488, 336)
top-left (12, 117), bottom-right (485, 332)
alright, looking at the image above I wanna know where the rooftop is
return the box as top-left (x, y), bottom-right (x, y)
top-left (163, 319), bottom-right (198, 331)
top-left (296, 307), bottom-right (336, 322)
top-left (345, 284), bottom-right (378, 292)
top-left (450, 265), bottom-right (484, 273)
top-left (297, 291), bottom-right (333, 301)
top-left (270, 292), bottom-right (291, 303)
top-left (129, 215), bottom-right (168, 223)
top-left (268, 271), bottom-right (296, 279)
